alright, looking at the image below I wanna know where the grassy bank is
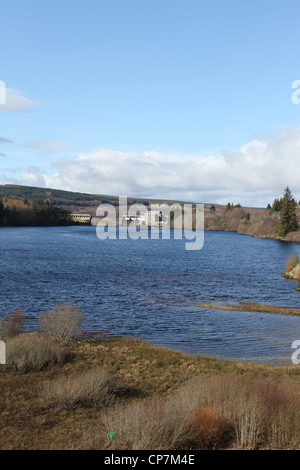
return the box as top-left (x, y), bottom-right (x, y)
top-left (196, 302), bottom-right (300, 316)
top-left (1, 332), bottom-right (300, 450)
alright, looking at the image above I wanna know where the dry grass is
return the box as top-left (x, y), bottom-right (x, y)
top-left (1, 334), bottom-right (300, 450)
top-left (80, 374), bottom-right (300, 451)
top-left (40, 367), bottom-right (128, 410)
top-left (174, 374), bottom-right (300, 450)
top-left (196, 301), bottom-right (300, 317)
top-left (6, 333), bottom-right (69, 372)
top-left (0, 317), bottom-right (9, 339)
top-left (95, 395), bottom-right (195, 450)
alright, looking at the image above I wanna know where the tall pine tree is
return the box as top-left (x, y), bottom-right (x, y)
top-left (277, 187), bottom-right (298, 237)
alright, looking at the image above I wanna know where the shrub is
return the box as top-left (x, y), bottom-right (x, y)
top-left (188, 406), bottom-right (231, 449)
top-left (286, 264), bottom-right (294, 273)
top-left (285, 251), bottom-right (299, 271)
top-left (7, 308), bottom-right (27, 336)
top-left (78, 373), bottom-right (300, 450)
top-left (40, 367), bottom-right (127, 410)
top-left (97, 394), bottom-right (197, 450)
top-left (0, 308), bottom-right (27, 338)
top-left (38, 303), bottom-right (84, 343)
top-left (6, 334), bottom-right (68, 372)
top-left (176, 374), bottom-right (300, 450)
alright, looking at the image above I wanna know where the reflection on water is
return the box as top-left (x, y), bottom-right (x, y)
top-left (1, 226), bottom-right (300, 364)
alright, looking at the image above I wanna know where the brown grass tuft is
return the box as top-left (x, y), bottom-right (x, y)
top-left (6, 333), bottom-right (69, 372)
top-left (40, 367), bottom-right (127, 410)
top-left (94, 395), bottom-right (195, 450)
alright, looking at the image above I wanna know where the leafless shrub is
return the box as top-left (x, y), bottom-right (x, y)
top-left (262, 381), bottom-right (300, 449)
top-left (40, 367), bottom-right (127, 410)
top-left (175, 374), bottom-right (264, 449)
top-left (176, 374), bottom-right (300, 450)
top-left (97, 394), bottom-right (197, 450)
top-left (38, 303), bottom-right (84, 343)
top-left (0, 309), bottom-right (27, 339)
top-left (188, 405), bottom-right (232, 449)
top-left (7, 308), bottom-right (27, 336)
top-left (77, 373), bottom-right (300, 450)
top-left (6, 334), bottom-right (68, 372)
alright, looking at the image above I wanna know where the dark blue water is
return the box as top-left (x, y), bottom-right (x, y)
top-left (1, 226), bottom-right (300, 364)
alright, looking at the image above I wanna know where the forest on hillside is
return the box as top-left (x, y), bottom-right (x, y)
top-left (0, 198), bottom-right (72, 226)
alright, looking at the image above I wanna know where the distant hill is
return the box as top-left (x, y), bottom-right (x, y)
top-left (0, 184), bottom-right (204, 215)
top-left (0, 184), bottom-right (117, 214)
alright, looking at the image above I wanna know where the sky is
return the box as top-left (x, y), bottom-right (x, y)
top-left (0, 0), bottom-right (300, 207)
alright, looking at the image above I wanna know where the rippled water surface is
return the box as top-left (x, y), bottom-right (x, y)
top-left (1, 226), bottom-right (300, 364)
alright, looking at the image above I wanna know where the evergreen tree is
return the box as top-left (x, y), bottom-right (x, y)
top-left (277, 187), bottom-right (298, 237)
top-left (272, 198), bottom-right (283, 212)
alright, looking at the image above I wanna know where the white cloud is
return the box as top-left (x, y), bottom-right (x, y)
top-left (3, 127), bottom-right (300, 206)
top-left (0, 88), bottom-right (47, 113)
top-left (22, 140), bottom-right (70, 156)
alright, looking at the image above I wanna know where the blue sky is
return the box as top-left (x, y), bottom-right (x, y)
top-left (0, 0), bottom-right (300, 206)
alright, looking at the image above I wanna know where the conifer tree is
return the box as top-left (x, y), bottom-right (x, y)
top-left (277, 187), bottom-right (298, 237)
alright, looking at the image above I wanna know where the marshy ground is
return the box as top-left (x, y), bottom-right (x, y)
top-left (1, 333), bottom-right (300, 450)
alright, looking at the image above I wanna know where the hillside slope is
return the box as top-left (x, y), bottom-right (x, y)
top-left (0, 184), bottom-right (194, 215)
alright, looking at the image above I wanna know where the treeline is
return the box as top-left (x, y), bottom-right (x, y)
top-left (0, 199), bottom-right (72, 226)
top-left (267, 191), bottom-right (300, 214)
